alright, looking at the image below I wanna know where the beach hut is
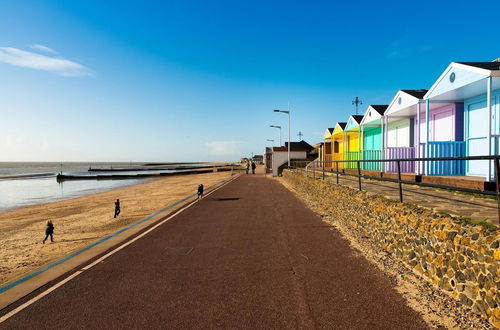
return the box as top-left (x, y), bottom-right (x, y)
top-left (331, 122), bottom-right (347, 171)
top-left (424, 61), bottom-right (500, 180)
top-left (359, 105), bottom-right (387, 170)
top-left (344, 115), bottom-right (364, 169)
top-left (322, 128), bottom-right (334, 169)
top-left (383, 90), bottom-right (427, 173)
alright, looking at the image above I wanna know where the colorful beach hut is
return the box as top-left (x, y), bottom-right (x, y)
top-left (322, 128), bottom-right (334, 169)
top-left (383, 90), bottom-right (427, 173)
top-left (344, 115), bottom-right (364, 169)
top-left (424, 61), bottom-right (500, 180)
top-left (331, 122), bottom-right (347, 171)
top-left (359, 105), bottom-right (387, 170)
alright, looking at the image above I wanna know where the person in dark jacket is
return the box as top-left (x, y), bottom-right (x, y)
top-left (197, 184), bottom-right (204, 199)
top-left (43, 220), bottom-right (54, 244)
top-left (251, 162), bottom-right (256, 174)
top-left (114, 199), bottom-right (121, 218)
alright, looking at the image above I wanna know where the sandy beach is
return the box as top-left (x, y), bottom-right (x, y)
top-left (0, 170), bottom-right (236, 286)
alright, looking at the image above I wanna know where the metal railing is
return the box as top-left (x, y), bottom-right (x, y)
top-left (290, 155), bottom-right (500, 226)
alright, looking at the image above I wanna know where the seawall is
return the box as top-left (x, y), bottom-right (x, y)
top-left (282, 170), bottom-right (500, 327)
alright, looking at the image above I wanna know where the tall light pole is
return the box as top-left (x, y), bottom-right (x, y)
top-left (352, 97), bottom-right (363, 115)
top-left (274, 106), bottom-right (291, 167)
top-left (269, 125), bottom-right (282, 146)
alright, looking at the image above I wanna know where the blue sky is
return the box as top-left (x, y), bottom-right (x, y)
top-left (1, 0), bottom-right (499, 162)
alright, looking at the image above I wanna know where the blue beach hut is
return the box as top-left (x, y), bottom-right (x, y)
top-left (424, 61), bottom-right (500, 180)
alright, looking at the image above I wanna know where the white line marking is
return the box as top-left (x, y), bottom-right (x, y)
top-left (0, 271), bottom-right (83, 323)
top-left (0, 174), bottom-right (239, 324)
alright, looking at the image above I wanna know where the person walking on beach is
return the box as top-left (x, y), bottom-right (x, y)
top-left (197, 184), bottom-right (204, 200)
top-left (42, 220), bottom-right (54, 244)
top-left (251, 162), bottom-right (256, 174)
top-left (114, 199), bottom-right (121, 218)
top-left (245, 162), bottom-right (250, 175)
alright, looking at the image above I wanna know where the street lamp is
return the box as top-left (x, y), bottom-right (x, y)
top-left (273, 107), bottom-right (291, 167)
top-left (269, 125), bottom-right (282, 146)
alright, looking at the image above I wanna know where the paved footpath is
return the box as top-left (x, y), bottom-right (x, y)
top-left (1, 171), bottom-right (428, 329)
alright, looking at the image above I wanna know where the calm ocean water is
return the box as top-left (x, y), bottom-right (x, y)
top-left (0, 162), bottom-right (205, 212)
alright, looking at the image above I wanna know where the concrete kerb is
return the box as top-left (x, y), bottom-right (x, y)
top-left (0, 173), bottom-right (241, 312)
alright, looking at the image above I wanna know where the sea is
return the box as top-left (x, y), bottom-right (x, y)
top-left (0, 162), bottom-right (209, 212)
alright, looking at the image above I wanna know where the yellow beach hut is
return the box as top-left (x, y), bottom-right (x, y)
top-left (344, 115), bottom-right (364, 169)
top-left (331, 122), bottom-right (347, 170)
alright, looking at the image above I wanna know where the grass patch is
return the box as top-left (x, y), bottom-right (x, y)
top-left (458, 216), bottom-right (498, 230)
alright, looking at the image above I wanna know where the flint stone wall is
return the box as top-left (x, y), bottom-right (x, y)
top-left (283, 170), bottom-right (500, 327)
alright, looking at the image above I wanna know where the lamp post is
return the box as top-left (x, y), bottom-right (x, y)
top-left (269, 125), bottom-right (282, 146)
top-left (273, 107), bottom-right (291, 167)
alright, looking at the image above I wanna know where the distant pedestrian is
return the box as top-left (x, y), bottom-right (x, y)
top-left (245, 162), bottom-right (250, 175)
top-left (114, 199), bottom-right (121, 218)
top-left (251, 162), bottom-right (256, 174)
top-left (42, 220), bottom-right (54, 244)
top-left (198, 184), bottom-right (204, 199)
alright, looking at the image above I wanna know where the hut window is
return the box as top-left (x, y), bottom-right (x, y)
top-left (334, 141), bottom-right (339, 153)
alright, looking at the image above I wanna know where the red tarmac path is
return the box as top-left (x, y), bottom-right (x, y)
top-left (1, 170), bottom-right (428, 329)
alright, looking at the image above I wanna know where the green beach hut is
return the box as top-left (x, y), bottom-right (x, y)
top-left (360, 105), bottom-right (388, 170)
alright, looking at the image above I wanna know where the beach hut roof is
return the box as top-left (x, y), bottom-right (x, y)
top-left (276, 140), bottom-right (314, 153)
top-left (456, 62), bottom-right (500, 71)
top-left (323, 128), bottom-right (334, 140)
top-left (360, 105), bottom-right (388, 127)
top-left (370, 105), bottom-right (389, 115)
top-left (336, 122), bottom-right (347, 130)
top-left (332, 122), bottom-right (347, 135)
top-left (385, 89), bottom-right (429, 117)
top-left (400, 89), bottom-right (428, 99)
top-left (425, 61), bottom-right (500, 101)
top-left (345, 115), bottom-right (364, 131)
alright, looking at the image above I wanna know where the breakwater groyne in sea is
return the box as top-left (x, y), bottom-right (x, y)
top-left (56, 165), bottom-right (240, 181)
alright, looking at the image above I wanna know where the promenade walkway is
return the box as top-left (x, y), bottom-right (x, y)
top-left (1, 169), bottom-right (427, 329)
top-left (309, 170), bottom-right (499, 226)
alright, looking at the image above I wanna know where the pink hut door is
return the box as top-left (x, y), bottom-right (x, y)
top-left (431, 106), bottom-right (454, 141)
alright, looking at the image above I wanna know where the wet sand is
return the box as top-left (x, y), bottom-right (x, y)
top-left (0, 170), bottom-right (236, 286)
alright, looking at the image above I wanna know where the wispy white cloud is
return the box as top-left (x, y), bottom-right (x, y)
top-left (205, 141), bottom-right (245, 156)
top-left (30, 44), bottom-right (57, 54)
top-left (0, 47), bottom-right (91, 76)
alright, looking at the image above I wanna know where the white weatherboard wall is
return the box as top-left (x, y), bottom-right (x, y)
top-left (272, 151), bottom-right (307, 176)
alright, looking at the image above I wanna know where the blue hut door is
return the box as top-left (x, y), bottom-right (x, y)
top-left (466, 99), bottom-right (488, 177)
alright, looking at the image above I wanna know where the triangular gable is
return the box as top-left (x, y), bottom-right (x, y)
top-left (360, 105), bottom-right (385, 126)
top-left (385, 90), bottom-right (422, 116)
top-left (332, 122), bottom-right (346, 135)
top-left (425, 62), bottom-right (493, 100)
top-left (323, 128), bottom-right (333, 140)
top-left (345, 115), bottom-right (362, 131)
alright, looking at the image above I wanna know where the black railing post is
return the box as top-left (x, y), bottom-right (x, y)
top-left (336, 161), bottom-right (339, 185)
top-left (322, 160), bottom-right (325, 180)
top-left (357, 160), bottom-right (362, 191)
top-left (495, 157), bottom-right (500, 226)
top-left (397, 160), bottom-right (403, 202)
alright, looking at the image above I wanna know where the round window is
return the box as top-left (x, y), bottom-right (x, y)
top-left (450, 72), bottom-right (456, 83)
